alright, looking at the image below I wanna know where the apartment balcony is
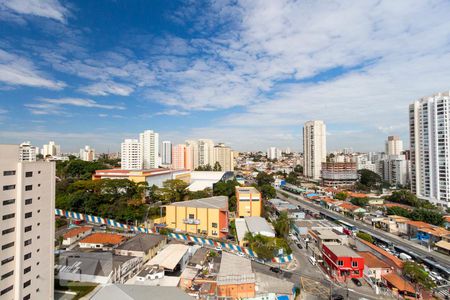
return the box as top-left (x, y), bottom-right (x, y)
top-left (183, 218), bottom-right (200, 225)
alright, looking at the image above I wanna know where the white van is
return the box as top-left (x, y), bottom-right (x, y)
top-left (308, 256), bottom-right (316, 266)
top-left (399, 253), bottom-right (412, 261)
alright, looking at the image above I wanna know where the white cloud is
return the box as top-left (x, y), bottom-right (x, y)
top-left (79, 81), bottom-right (134, 96)
top-left (154, 109), bottom-right (190, 116)
top-left (25, 98), bottom-right (125, 115)
top-left (0, 0), bottom-right (69, 22)
top-left (0, 49), bottom-right (65, 89)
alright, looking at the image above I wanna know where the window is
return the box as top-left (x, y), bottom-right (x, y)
top-left (25, 171), bottom-right (33, 177)
top-left (23, 294), bottom-right (31, 300)
top-left (3, 184), bottom-right (15, 191)
top-left (211, 222), bottom-right (218, 228)
top-left (188, 214), bottom-right (195, 219)
top-left (2, 242), bottom-right (14, 250)
top-left (25, 198), bottom-right (32, 205)
top-left (25, 226), bottom-right (32, 232)
top-left (1, 256), bottom-right (13, 265)
top-left (2, 213), bottom-right (15, 220)
top-left (352, 261), bottom-right (358, 267)
top-left (24, 253), bottom-right (31, 260)
top-left (2, 227), bottom-right (14, 235)
top-left (0, 285), bottom-right (13, 296)
top-left (25, 185), bottom-right (32, 191)
top-left (25, 212), bottom-right (32, 219)
top-left (337, 260), bottom-right (344, 266)
top-left (3, 170), bottom-right (15, 176)
top-left (24, 266), bottom-right (31, 274)
top-left (38, 171), bottom-right (41, 174)
top-left (37, 235), bottom-right (40, 240)
top-left (23, 280), bottom-right (31, 288)
top-left (2, 199), bottom-right (15, 206)
top-left (24, 239), bottom-right (32, 246)
top-left (1, 270), bottom-right (14, 280)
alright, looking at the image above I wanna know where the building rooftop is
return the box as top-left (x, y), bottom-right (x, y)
top-left (381, 273), bottom-right (415, 294)
top-left (94, 168), bottom-right (186, 177)
top-left (188, 246), bottom-right (209, 266)
top-left (418, 226), bottom-right (450, 237)
top-left (90, 284), bottom-right (193, 300)
top-left (79, 233), bottom-right (125, 245)
top-left (357, 252), bottom-right (391, 269)
top-left (236, 186), bottom-right (261, 195)
top-left (147, 244), bottom-right (190, 271)
top-left (168, 196), bottom-right (228, 209)
top-left (115, 234), bottom-right (165, 252)
top-left (405, 220), bottom-right (433, 228)
top-left (180, 267), bottom-right (198, 280)
top-left (356, 238), bottom-right (403, 269)
top-left (255, 272), bottom-right (294, 295)
top-left (63, 226), bottom-right (92, 239)
top-left (244, 216), bottom-right (275, 235)
top-left (325, 245), bottom-right (361, 258)
top-left (235, 218), bottom-right (248, 244)
top-left (217, 252), bottom-right (255, 285)
top-left (295, 219), bottom-right (339, 229)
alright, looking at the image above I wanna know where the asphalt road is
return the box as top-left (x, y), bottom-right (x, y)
top-left (276, 189), bottom-right (450, 274)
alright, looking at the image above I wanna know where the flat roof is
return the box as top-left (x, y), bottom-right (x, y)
top-left (147, 244), bottom-right (190, 270)
top-left (235, 218), bottom-right (248, 243)
top-left (217, 252), bottom-right (255, 285)
top-left (236, 186), bottom-right (260, 194)
top-left (168, 196), bottom-right (228, 209)
top-left (91, 284), bottom-right (194, 300)
top-left (244, 217), bottom-right (275, 235)
top-left (325, 245), bottom-right (361, 258)
top-left (95, 168), bottom-right (187, 177)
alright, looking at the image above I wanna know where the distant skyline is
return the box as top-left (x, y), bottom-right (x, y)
top-left (1, 0), bottom-right (450, 152)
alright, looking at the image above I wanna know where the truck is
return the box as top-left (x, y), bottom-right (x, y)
top-left (399, 253), bottom-right (412, 261)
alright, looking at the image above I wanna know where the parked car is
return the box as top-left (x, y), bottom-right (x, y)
top-left (330, 294), bottom-right (344, 300)
top-left (215, 245), bottom-right (223, 252)
top-left (269, 267), bottom-right (282, 273)
top-left (351, 278), bottom-right (362, 286)
top-left (296, 243), bottom-right (303, 249)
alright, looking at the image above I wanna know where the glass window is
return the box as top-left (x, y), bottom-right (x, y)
top-left (25, 185), bottom-right (32, 191)
top-left (1, 256), bottom-right (14, 265)
top-left (352, 261), bottom-right (358, 267)
top-left (24, 253), bottom-right (31, 260)
top-left (25, 212), bottom-right (32, 219)
top-left (3, 170), bottom-right (15, 176)
top-left (24, 239), bottom-right (32, 246)
top-left (23, 280), bottom-right (31, 288)
top-left (0, 285), bottom-right (13, 296)
top-left (24, 226), bottom-right (32, 232)
top-left (2, 213), bottom-right (15, 220)
top-left (25, 172), bottom-right (33, 178)
top-left (1, 242), bottom-right (14, 250)
top-left (3, 184), bottom-right (15, 191)
top-left (3, 199), bottom-right (15, 206)
top-left (1, 270), bottom-right (14, 280)
top-left (337, 260), bottom-right (343, 266)
top-left (25, 199), bottom-right (32, 205)
top-left (212, 222), bottom-right (218, 228)
top-left (2, 227), bottom-right (14, 235)
top-left (24, 266), bottom-right (31, 274)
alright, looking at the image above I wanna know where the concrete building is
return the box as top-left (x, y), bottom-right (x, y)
top-left (93, 168), bottom-right (190, 187)
top-left (217, 252), bottom-right (256, 299)
top-left (198, 139), bottom-right (215, 167)
top-left (303, 120), bottom-right (326, 180)
top-left (185, 140), bottom-right (199, 170)
top-left (236, 186), bottom-right (262, 218)
top-left (79, 145), bottom-right (95, 161)
top-left (42, 140), bottom-right (60, 157)
top-left (410, 92), bottom-right (450, 207)
top-left (121, 139), bottom-right (143, 170)
top-left (91, 284), bottom-right (193, 300)
top-left (19, 141), bottom-right (38, 162)
top-left (62, 226), bottom-right (93, 246)
top-left (164, 196), bottom-right (229, 238)
top-left (79, 233), bottom-right (126, 250)
top-left (172, 144), bottom-right (187, 170)
top-left (214, 143), bottom-right (234, 171)
top-left (139, 130), bottom-right (159, 169)
top-left (321, 244), bottom-right (364, 282)
top-left (321, 162), bottom-right (358, 188)
top-left (235, 217), bottom-right (275, 246)
top-left (355, 154), bottom-right (377, 173)
top-left (161, 141), bottom-right (172, 165)
top-left (386, 136), bottom-right (403, 156)
top-left (381, 155), bottom-right (409, 187)
top-left (114, 234), bottom-right (167, 263)
top-left (267, 147), bottom-right (282, 160)
top-left (0, 144), bottom-right (55, 300)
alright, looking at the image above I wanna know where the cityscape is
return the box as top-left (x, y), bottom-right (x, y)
top-left (1, 1), bottom-right (450, 300)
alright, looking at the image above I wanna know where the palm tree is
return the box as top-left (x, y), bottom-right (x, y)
top-left (274, 211), bottom-right (291, 237)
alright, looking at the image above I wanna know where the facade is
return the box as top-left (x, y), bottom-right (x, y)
top-left (321, 244), bottom-right (364, 282)
top-left (0, 144), bottom-right (55, 300)
top-left (62, 226), bottom-right (93, 246)
top-left (321, 162), bottom-right (357, 187)
top-left (410, 92), bottom-right (450, 207)
top-left (267, 147), bottom-right (282, 160)
top-left (172, 144), bottom-right (187, 170)
top-left (164, 196), bottom-right (229, 238)
top-left (381, 155), bottom-right (409, 187)
top-left (79, 233), bottom-right (126, 250)
top-left (303, 120), bottom-right (327, 180)
top-left (79, 145), bottom-right (95, 161)
top-left (93, 168), bottom-right (190, 187)
top-left (355, 154), bottom-right (377, 173)
top-left (42, 140), bottom-right (60, 157)
top-left (357, 251), bottom-right (392, 281)
top-left (139, 130), bottom-right (159, 169)
top-left (236, 186), bottom-right (262, 217)
top-left (198, 139), bottom-right (215, 167)
top-left (185, 140), bottom-right (199, 170)
top-left (213, 143), bottom-right (234, 171)
top-left (385, 136), bottom-right (403, 156)
top-left (121, 139), bottom-right (143, 170)
top-left (19, 141), bottom-right (38, 162)
top-left (161, 141), bottom-right (172, 165)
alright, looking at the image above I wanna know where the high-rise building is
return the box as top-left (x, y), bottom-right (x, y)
top-left (382, 155), bottom-right (409, 187)
top-left (214, 143), bottom-right (234, 171)
top-left (172, 144), bottom-right (186, 170)
top-left (161, 141), bottom-right (172, 165)
top-left (321, 162), bottom-right (358, 188)
top-left (139, 130), bottom-right (159, 169)
top-left (42, 141), bottom-right (60, 157)
top-left (19, 141), bottom-right (37, 162)
top-left (386, 136), bottom-right (403, 156)
top-left (79, 145), bottom-right (95, 162)
top-left (267, 147), bottom-right (282, 160)
top-left (121, 139), bottom-right (143, 170)
top-left (410, 92), bottom-right (450, 207)
top-left (0, 144), bottom-right (55, 299)
top-left (198, 139), bottom-right (215, 167)
top-left (185, 140), bottom-right (199, 170)
top-left (303, 120), bottom-right (327, 180)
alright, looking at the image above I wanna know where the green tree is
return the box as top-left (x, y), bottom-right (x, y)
top-left (357, 169), bottom-right (382, 191)
top-left (188, 188), bottom-right (212, 200)
top-left (403, 261), bottom-right (436, 292)
top-left (195, 164), bottom-right (213, 171)
top-left (159, 179), bottom-right (189, 203)
top-left (213, 162), bottom-right (222, 171)
top-left (256, 171), bottom-right (274, 186)
top-left (356, 232), bottom-right (374, 244)
top-left (259, 184), bottom-right (276, 199)
top-left (350, 197), bottom-right (369, 207)
top-left (285, 172), bottom-right (299, 185)
top-left (274, 211), bottom-right (291, 237)
top-left (293, 165), bottom-right (303, 174)
top-left (334, 191), bottom-right (348, 201)
top-left (228, 195), bottom-right (237, 212)
top-left (410, 208), bottom-right (444, 226)
top-left (386, 206), bottom-right (411, 218)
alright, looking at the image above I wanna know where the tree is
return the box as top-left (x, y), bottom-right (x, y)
top-left (256, 171), bottom-right (274, 186)
top-left (356, 232), bottom-right (374, 244)
top-left (188, 188), bottom-right (212, 200)
top-left (293, 165), bottom-right (303, 174)
top-left (285, 172), bottom-right (299, 185)
top-left (213, 162), bottom-right (222, 171)
top-left (403, 261), bottom-right (436, 292)
top-left (410, 208), bottom-right (444, 226)
top-left (228, 195), bottom-right (237, 212)
top-left (334, 191), bottom-right (348, 201)
top-left (159, 179), bottom-right (189, 203)
top-left (357, 169), bottom-right (382, 191)
top-left (259, 184), bottom-right (276, 199)
top-left (195, 164), bottom-right (213, 171)
top-left (274, 211), bottom-right (291, 237)
top-left (385, 190), bottom-right (436, 209)
top-left (386, 206), bottom-right (411, 218)
top-left (350, 197), bottom-right (369, 207)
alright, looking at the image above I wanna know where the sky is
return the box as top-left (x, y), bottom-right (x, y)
top-left (1, 0), bottom-right (450, 153)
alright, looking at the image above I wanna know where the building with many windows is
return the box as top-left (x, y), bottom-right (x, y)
top-left (139, 130), bottom-right (159, 169)
top-left (19, 141), bottom-right (38, 162)
top-left (410, 92), bottom-right (450, 207)
top-left (213, 143), bottom-right (234, 171)
top-left (303, 120), bottom-right (327, 180)
top-left (79, 145), bottom-right (95, 162)
top-left (42, 141), bottom-right (60, 157)
top-left (0, 144), bottom-right (55, 299)
top-left (321, 162), bottom-right (358, 188)
top-left (385, 136), bottom-right (403, 156)
top-left (161, 141), bottom-right (172, 166)
top-left (121, 139), bottom-right (143, 170)
top-left (236, 187), bottom-right (262, 218)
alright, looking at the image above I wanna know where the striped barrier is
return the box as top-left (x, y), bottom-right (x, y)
top-left (55, 209), bottom-right (293, 262)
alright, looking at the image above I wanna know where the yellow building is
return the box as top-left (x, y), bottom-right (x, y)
top-left (93, 168), bottom-right (191, 185)
top-left (236, 187), bottom-right (262, 217)
top-left (164, 196), bottom-right (229, 238)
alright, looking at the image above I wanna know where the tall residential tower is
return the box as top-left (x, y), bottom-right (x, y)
top-left (303, 120), bottom-right (327, 180)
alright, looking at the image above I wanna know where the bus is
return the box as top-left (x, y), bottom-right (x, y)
top-left (337, 220), bottom-right (358, 235)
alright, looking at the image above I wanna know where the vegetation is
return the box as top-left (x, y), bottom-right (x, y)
top-left (188, 188), bottom-right (213, 200)
top-left (385, 190), bottom-right (436, 209)
top-left (334, 191), bottom-right (348, 201)
top-left (55, 218), bottom-right (68, 229)
top-left (259, 184), bottom-right (276, 199)
top-left (386, 206), bottom-right (411, 218)
top-left (356, 232), bottom-right (374, 243)
top-left (285, 171), bottom-right (299, 185)
top-left (386, 206), bottom-right (444, 226)
top-left (356, 169), bottom-right (382, 191)
top-left (350, 197), bottom-right (369, 207)
top-left (244, 232), bottom-right (291, 260)
top-left (256, 171), bottom-right (274, 186)
top-left (213, 179), bottom-right (240, 211)
top-left (403, 261), bottom-right (436, 291)
top-left (274, 211), bottom-right (291, 237)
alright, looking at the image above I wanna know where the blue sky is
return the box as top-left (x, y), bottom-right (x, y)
top-left (1, 0), bottom-right (450, 153)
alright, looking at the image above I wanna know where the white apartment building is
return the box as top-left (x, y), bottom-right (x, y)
top-left (0, 145), bottom-right (55, 300)
top-left (382, 155), bottom-right (409, 187)
top-left (161, 141), bottom-right (172, 165)
top-left (386, 136), bottom-right (403, 156)
top-left (198, 139), bottom-right (215, 167)
top-left (139, 130), bottom-right (159, 169)
top-left (354, 154), bottom-right (377, 173)
top-left (19, 142), bottom-right (37, 162)
top-left (267, 147), bottom-right (282, 160)
top-left (185, 140), bottom-right (199, 170)
top-left (214, 143), bottom-right (234, 171)
top-left (42, 141), bottom-right (60, 157)
top-left (121, 139), bottom-right (143, 170)
top-left (79, 145), bottom-right (95, 162)
top-left (303, 120), bottom-right (327, 180)
top-left (410, 92), bottom-right (450, 207)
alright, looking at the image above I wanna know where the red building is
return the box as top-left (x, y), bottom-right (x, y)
top-left (321, 244), bottom-right (364, 282)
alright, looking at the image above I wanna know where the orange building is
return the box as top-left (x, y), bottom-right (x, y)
top-left (236, 187), bottom-right (262, 217)
top-left (217, 252), bottom-right (255, 299)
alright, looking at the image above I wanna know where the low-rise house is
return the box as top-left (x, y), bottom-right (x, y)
top-left (335, 202), bottom-right (366, 216)
top-left (435, 239), bottom-right (450, 255)
top-left (235, 216), bottom-right (276, 246)
top-left (217, 252), bottom-right (256, 299)
top-left (416, 226), bottom-right (450, 244)
top-left (146, 244), bottom-right (191, 274)
top-left (62, 226), bottom-right (93, 246)
top-left (293, 220), bottom-right (342, 236)
top-left (357, 251), bottom-right (392, 282)
top-left (444, 215), bottom-right (450, 230)
top-left (179, 267), bottom-right (198, 289)
top-left (79, 233), bottom-right (126, 250)
top-left (321, 244), bottom-right (364, 282)
top-left (379, 215), bottom-right (410, 235)
top-left (354, 238), bottom-right (403, 272)
top-left (188, 247), bottom-right (209, 268)
top-left (114, 234), bottom-right (166, 262)
top-left (136, 265), bottom-right (165, 281)
top-left (381, 273), bottom-right (418, 299)
top-left (405, 220), bottom-right (434, 239)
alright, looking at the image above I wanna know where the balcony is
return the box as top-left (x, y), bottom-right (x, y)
top-left (183, 218), bottom-right (200, 225)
